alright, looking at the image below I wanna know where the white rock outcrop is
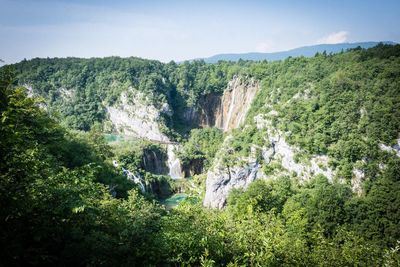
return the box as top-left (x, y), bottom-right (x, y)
top-left (203, 114), bottom-right (335, 209)
top-left (379, 138), bottom-right (400, 157)
top-left (352, 168), bottom-right (365, 196)
top-left (25, 84), bottom-right (34, 98)
top-left (270, 136), bottom-right (334, 181)
top-left (256, 114), bottom-right (334, 181)
top-left (107, 89), bottom-right (184, 179)
top-left (204, 162), bottom-right (259, 209)
top-left (107, 89), bottom-right (169, 142)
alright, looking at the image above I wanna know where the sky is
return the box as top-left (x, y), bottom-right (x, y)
top-left (1, 0), bottom-right (399, 64)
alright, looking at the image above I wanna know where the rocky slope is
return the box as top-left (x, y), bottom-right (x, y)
top-left (107, 88), bottom-right (184, 179)
top-left (106, 75), bottom-right (260, 181)
top-left (203, 115), bottom-right (335, 209)
top-left (107, 88), bottom-right (170, 142)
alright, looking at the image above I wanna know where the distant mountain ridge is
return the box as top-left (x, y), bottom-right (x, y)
top-left (195, 41), bottom-right (397, 63)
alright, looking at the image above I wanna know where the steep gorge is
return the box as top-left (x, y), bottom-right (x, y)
top-left (203, 115), bottom-right (335, 208)
top-left (6, 45), bottom-right (400, 265)
top-left (106, 76), bottom-right (260, 181)
top-left (13, 46), bottom-right (400, 210)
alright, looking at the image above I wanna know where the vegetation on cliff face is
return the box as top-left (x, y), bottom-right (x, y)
top-left (209, 44), bottom-right (400, 190)
top-left (13, 57), bottom-right (238, 134)
top-left (178, 127), bottom-right (224, 173)
top-left (245, 44), bottom-right (400, 178)
top-left (1, 45), bottom-right (400, 266)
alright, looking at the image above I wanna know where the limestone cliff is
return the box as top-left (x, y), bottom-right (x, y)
top-left (214, 77), bottom-right (259, 131)
top-left (203, 135), bottom-right (260, 209)
top-left (107, 88), bottom-right (184, 179)
top-left (203, 115), bottom-right (335, 209)
top-left (107, 89), bottom-right (170, 142)
top-left (142, 149), bottom-right (169, 175)
top-left (184, 76), bottom-right (259, 131)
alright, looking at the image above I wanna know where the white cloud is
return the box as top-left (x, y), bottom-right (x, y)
top-left (317, 31), bottom-right (349, 44)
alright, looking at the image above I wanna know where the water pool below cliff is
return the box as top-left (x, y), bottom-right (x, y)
top-left (162, 193), bottom-right (187, 210)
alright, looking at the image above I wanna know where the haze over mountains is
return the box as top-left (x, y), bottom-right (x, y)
top-left (193, 41), bottom-right (397, 63)
top-left (1, 42), bottom-right (396, 67)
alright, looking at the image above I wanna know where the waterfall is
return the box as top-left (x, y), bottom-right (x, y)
top-left (113, 161), bottom-right (146, 193)
top-left (151, 150), bottom-right (161, 173)
top-left (167, 144), bottom-right (183, 179)
top-left (130, 173), bottom-right (145, 193)
top-left (142, 149), bottom-right (168, 174)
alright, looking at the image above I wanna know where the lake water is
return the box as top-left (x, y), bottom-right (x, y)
top-left (162, 193), bottom-right (187, 210)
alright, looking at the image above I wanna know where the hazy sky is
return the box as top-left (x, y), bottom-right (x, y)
top-left (1, 0), bottom-right (399, 63)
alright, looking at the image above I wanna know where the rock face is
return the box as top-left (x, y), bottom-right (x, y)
top-left (267, 135), bottom-right (334, 181)
top-left (352, 168), bottom-right (365, 196)
top-left (204, 161), bottom-right (259, 209)
top-left (214, 77), bottom-right (259, 131)
top-left (182, 158), bottom-right (204, 177)
top-left (183, 93), bottom-right (222, 128)
top-left (183, 76), bottom-right (259, 131)
top-left (379, 138), bottom-right (400, 157)
top-left (107, 89), bottom-right (169, 142)
top-left (107, 89), bottom-right (184, 179)
top-left (203, 115), bottom-right (335, 209)
top-left (142, 149), bottom-right (168, 175)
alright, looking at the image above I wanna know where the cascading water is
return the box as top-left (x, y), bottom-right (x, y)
top-left (151, 150), bottom-right (162, 173)
top-left (112, 160), bottom-right (146, 193)
top-left (142, 149), bottom-right (167, 174)
top-left (167, 144), bottom-right (183, 179)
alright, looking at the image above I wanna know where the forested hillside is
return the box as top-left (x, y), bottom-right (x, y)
top-left (209, 44), bottom-right (400, 195)
top-left (1, 44), bottom-right (400, 266)
top-left (198, 41), bottom-right (396, 62)
top-left (13, 57), bottom-right (237, 134)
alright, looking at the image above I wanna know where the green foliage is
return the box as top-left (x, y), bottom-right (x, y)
top-left (0, 69), bottom-right (161, 265)
top-left (179, 127), bottom-right (224, 172)
top-left (11, 57), bottom-right (241, 135)
top-left (228, 176), bottom-right (293, 216)
top-left (344, 157), bottom-right (400, 247)
top-left (12, 57), bottom-right (168, 131)
top-left (170, 60), bottom-right (234, 107)
top-left (160, 203), bottom-right (231, 265)
top-left (246, 44), bottom-right (400, 174)
top-left (2, 45), bottom-right (400, 266)
top-left (309, 227), bottom-right (383, 266)
top-left (144, 170), bottom-right (399, 265)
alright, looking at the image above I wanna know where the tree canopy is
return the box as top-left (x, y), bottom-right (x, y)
top-left (1, 45), bottom-right (400, 266)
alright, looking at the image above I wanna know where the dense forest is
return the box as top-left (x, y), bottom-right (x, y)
top-left (13, 57), bottom-right (237, 134)
top-left (1, 44), bottom-right (400, 266)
